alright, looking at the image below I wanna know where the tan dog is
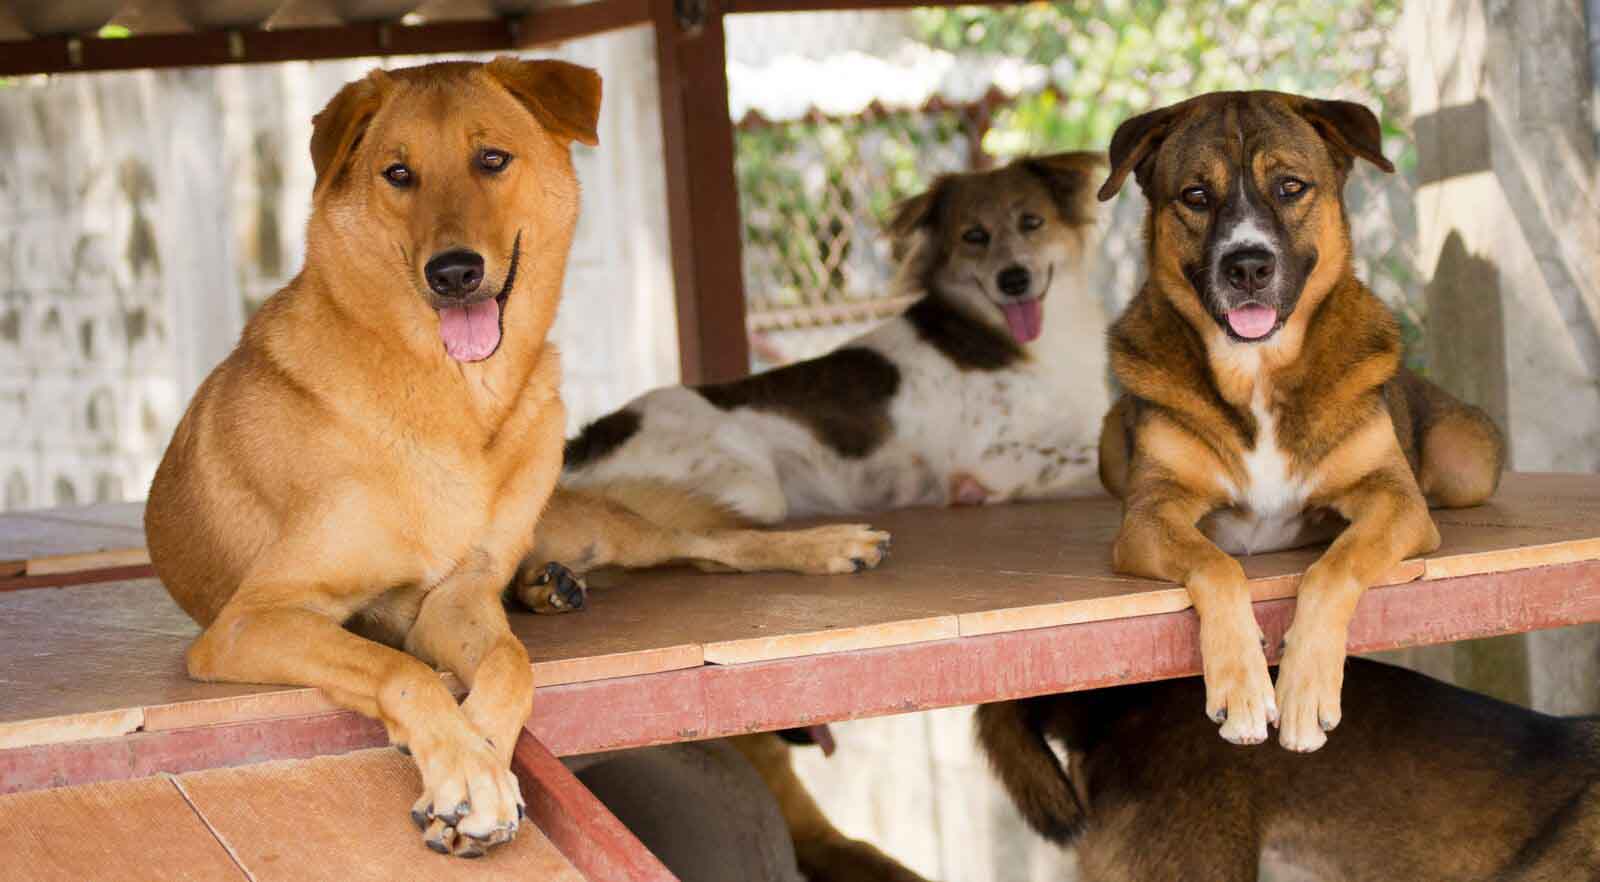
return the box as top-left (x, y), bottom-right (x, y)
top-left (979, 658), bottom-right (1600, 881)
top-left (1095, 91), bottom-right (1504, 751)
top-left (145, 58), bottom-right (602, 858)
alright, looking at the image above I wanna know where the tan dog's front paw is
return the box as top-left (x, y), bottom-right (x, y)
top-left (514, 561), bottom-right (588, 615)
top-left (789, 525), bottom-right (892, 574)
top-left (1274, 629), bottom-right (1346, 753)
top-left (410, 732), bottom-right (524, 857)
top-left (1200, 614), bottom-right (1276, 745)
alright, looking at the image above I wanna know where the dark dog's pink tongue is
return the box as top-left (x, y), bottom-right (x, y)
top-left (438, 298), bottom-right (501, 362)
top-left (1226, 304), bottom-right (1277, 339)
top-left (1002, 299), bottom-right (1043, 344)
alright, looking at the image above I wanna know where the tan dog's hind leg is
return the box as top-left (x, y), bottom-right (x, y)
top-left (1275, 470), bottom-right (1438, 752)
top-left (1419, 408), bottom-right (1505, 508)
top-left (515, 487), bottom-right (890, 612)
top-left (188, 597), bottom-right (523, 856)
top-left (1114, 492), bottom-right (1275, 745)
top-left (729, 734), bottom-right (932, 882)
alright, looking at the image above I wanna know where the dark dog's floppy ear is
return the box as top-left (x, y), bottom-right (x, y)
top-left (1020, 152), bottom-right (1104, 224)
top-left (1097, 103), bottom-right (1187, 201)
top-left (310, 69), bottom-right (390, 195)
top-left (487, 57), bottom-right (602, 147)
top-left (888, 176), bottom-right (952, 239)
top-left (1294, 98), bottom-right (1394, 174)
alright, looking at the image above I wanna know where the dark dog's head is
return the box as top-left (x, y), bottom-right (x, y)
top-left (890, 153), bottom-right (1103, 345)
top-left (1097, 91), bottom-right (1392, 345)
top-left (307, 58), bottom-right (600, 364)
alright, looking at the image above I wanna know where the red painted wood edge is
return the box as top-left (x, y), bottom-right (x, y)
top-left (512, 729), bottom-right (679, 882)
top-left (4, 560), bottom-right (1598, 795)
top-left (0, 563), bottom-right (157, 593)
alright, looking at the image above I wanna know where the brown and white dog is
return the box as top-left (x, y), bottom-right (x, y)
top-left (1094, 91), bottom-right (1504, 751)
top-left (554, 153), bottom-right (1110, 540)
top-left (979, 658), bottom-right (1600, 881)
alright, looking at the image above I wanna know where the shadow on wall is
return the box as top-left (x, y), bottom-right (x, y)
top-left (1425, 230), bottom-right (1509, 441)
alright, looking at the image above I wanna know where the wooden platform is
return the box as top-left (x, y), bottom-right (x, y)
top-left (2, 473), bottom-right (1599, 795)
top-left (0, 728), bottom-right (676, 881)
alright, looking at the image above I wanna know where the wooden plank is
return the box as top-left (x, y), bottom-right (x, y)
top-left (177, 747), bottom-right (586, 881)
top-left (0, 2), bottom-right (652, 78)
top-left (513, 730), bottom-right (679, 881)
top-left (652, 0), bottom-right (752, 383)
top-left (7, 560), bottom-right (1597, 796)
top-left (702, 614), bottom-right (957, 664)
top-left (0, 776), bottom-right (248, 882)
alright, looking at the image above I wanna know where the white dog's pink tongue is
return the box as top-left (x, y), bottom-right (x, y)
top-left (437, 298), bottom-right (501, 362)
top-left (1002, 299), bottom-right (1043, 344)
top-left (1227, 304), bottom-right (1277, 339)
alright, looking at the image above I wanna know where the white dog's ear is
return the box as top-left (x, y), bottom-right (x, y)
top-left (309, 68), bottom-right (391, 196)
top-left (1020, 152), bottom-right (1105, 224)
top-left (888, 176), bottom-right (953, 240)
top-left (486, 57), bottom-right (602, 147)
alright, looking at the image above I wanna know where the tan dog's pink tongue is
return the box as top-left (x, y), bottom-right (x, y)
top-left (1001, 299), bottom-right (1043, 344)
top-left (1226, 304), bottom-right (1277, 339)
top-left (438, 299), bottom-right (501, 363)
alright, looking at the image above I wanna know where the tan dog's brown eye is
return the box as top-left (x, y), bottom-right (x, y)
top-left (1019, 213), bottom-right (1043, 232)
top-left (478, 149), bottom-right (512, 173)
top-left (962, 227), bottom-right (991, 246)
top-left (1276, 177), bottom-right (1308, 200)
top-left (1180, 187), bottom-right (1210, 209)
top-left (382, 163), bottom-right (413, 188)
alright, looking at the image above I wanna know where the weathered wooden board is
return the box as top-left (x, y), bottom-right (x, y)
top-left (177, 748), bottom-right (587, 882)
top-left (0, 775), bottom-right (247, 881)
top-left (0, 474), bottom-right (1596, 755)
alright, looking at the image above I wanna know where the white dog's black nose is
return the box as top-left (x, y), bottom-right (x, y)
top-left (1221, 248), bottom-right (1276, 296)
top-left (425, 250), bottom-right (485, 298)
top-left (996, 265), bottom-right (1031, 297)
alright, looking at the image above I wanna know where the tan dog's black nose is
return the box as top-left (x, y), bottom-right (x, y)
top-left (996, 265), bottom-right (1031, 297)
top-left (1222, 249), bottom-right (1276, 296)
top-left (425, 250), bottom-right (485, 298)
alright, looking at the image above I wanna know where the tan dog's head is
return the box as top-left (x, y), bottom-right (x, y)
top-left (1098, 91), bottom-right (1392, 345)
top-left (891, 153), bottom-right (1102, 345)
top-left (307, 58), bottom-right (600, 364)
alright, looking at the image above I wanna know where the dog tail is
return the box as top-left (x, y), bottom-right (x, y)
top-left (976, 700), bottom-right (1085, 845)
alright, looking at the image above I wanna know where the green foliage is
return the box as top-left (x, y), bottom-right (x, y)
top-left (914, 1), bottom-right (1407, 164)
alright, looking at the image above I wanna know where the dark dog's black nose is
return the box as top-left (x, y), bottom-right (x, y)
top-left (1222, 249), bottom-right (1276, 296)
top-left (996, 265), bottom-right (1031, 297)
top-left (424, 250), bottom-right (485, 298)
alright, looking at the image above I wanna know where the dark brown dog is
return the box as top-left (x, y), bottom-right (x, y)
top-left (978, 658), bottom-right (1600, 881)
top-left (1095, 91), bottom-right (1503, 751)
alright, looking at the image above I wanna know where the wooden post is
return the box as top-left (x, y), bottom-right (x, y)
top-left (652, 0), bottom-right (751, 384)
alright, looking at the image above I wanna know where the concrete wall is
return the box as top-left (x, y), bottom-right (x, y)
top-left (0, 27), bottom-right (677, 513)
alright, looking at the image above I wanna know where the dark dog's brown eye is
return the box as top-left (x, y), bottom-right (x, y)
top-left (382, 163), bottom-right (413, 188)
top-left (478, 149), bottom-right (512, 173)
top-left (1276, 177), bottom-right (1308, 200)
top-left (1019, 213), bottom-right (1043, 232)
top-left (1180, 187), bottom-right (1209, 209)
top-left (962, 227), bottom-right (990, 246)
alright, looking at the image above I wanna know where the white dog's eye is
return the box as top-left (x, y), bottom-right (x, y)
top-left (1019, 213), bottom-right (1043, 232)
top-left (962, 226), bottom-right (991, 246)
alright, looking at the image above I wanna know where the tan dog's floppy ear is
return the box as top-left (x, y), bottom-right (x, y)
top-left (888, 176), bottom-right (951, 239)
top-left (1097, 103), bottom-right (1187, 202)
top-left (486, 57), bottom-right (602, 147)
top-left (1293, 97), bottom-right (1395, 174)
top-left (1020, 152), bottom-right (1105, 224)
top-left (310, 69), bottom-right (390, 196)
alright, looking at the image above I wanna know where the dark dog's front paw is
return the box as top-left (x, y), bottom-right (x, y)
top-left (514, 562), bottom-right (588, 614)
